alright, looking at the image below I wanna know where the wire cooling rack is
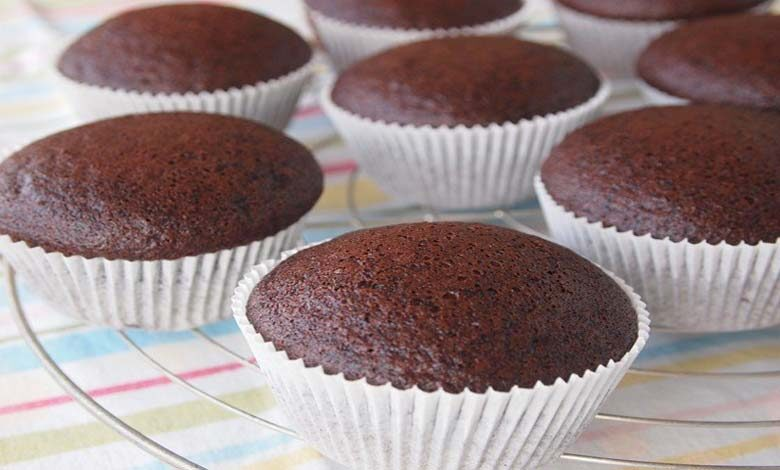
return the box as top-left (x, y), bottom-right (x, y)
top-left (4, 168), bottom-right (780, 470)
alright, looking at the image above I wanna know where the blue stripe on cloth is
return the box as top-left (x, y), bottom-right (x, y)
top-left (132, 433), bottom-right (294, 470)
top-left (0, 319), bottom-right (240, 374)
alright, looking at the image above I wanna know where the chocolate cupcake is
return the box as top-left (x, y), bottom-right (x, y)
top-left (322, 36), bottom-right (609, 209)
top-left (233, 222), bottom-right (649, 469)
top-left (55, 4), bottom-right (315, 128)
top-left (304, 0), bottom-right (527, 69)
top-left (638, 15), bottom-right (780, 109)
top-left (536, 105), bottom-right (780, 331)
top-left (554, 0), bottom-right (770, 86)
top-left (0, 112), bottom-right (323, 329)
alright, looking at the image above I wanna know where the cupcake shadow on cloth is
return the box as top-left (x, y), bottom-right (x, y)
top-left (637, 79), bottom-right (688, 107)
top-left (306, 1), bottom-right (529, 70)
top-left (232, 224), bottom-right (650, 470)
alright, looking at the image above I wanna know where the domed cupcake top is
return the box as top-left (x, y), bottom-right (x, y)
top-left (305, 0), bottom-right (523, 29)
top-left (556, 0), bottom-right (768, 20)
top-left (541, 105), bottom-right (780, 245)
top-left (58, 4), bottom-right (312, 94)
top-left (0, 113), bottom-right (323, 260)
top-left (331, 36), bottom-right (601, 127)
top-left (247, 222), bottom-right (638, 393)
top-left (638, 15), bottom-right (780, 110)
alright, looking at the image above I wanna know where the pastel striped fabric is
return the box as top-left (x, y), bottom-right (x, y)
top-left (0, 1), bottom-right (778, 468)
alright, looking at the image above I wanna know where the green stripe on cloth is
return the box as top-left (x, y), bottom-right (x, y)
top-left (0, 387), bottom-right (275, 465)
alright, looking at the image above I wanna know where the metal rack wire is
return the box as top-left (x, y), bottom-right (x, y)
top-left (5, 168), bottom-right (780, 470)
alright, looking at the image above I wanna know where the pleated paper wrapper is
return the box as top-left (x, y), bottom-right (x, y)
top-left (307, 7), bottom-right (528, 70)
top-left (0, 223), bottom-right (302, 330)
top-left (321, 81), bottom-right (610, 210)
top-left (536, 176), bottom-right (780, 332)
top-left (232, 245), bottom-right (650, 470)
top-left (54, 57), bottom-right (316, 130)
top-left (555, 2), bottom-right (772, 90)
top-left (555, 3), bottom-right (676, 88)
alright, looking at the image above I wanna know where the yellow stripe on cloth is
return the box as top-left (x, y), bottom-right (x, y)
top-left (314, 178), bottom-right (390, 211)
top-left (621, 345), bottom-right (780, 388)
top-left (665, 433), bottom-right (780, 465)
top-left (242, 448), bottom-right (322, 470)
top-left (0, 387), bottom-right (275, 465)
top-left (0, 97), bottom-right (68, 118)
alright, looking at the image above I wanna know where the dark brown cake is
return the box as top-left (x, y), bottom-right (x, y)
top-left (247, 222), bottom-right (638, 393)
top-left (0, 113), bottom-right (323, 260)
top-left (331, 36), bottom-right (601, 127)
top-left (58, 4), bottom-right (312, 94)
top-left (305, 0), bottom-right (523, 29)
top-left (638, 15), bottom-right (780, 110)
top-left (541, 105), bottom-right (780, 245)
top-left (556, 0), bottom-right (768, 20)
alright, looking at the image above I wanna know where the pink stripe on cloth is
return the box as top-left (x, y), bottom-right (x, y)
top-left (0, 362), bottom-right (247, 416)
top-left (322, 160), bottom-right (357, 175)
top-left (295, 105), bottom-right (323, 119)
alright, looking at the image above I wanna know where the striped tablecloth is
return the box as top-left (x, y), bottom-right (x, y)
top-left (1, 1), bottom-right (778, 468)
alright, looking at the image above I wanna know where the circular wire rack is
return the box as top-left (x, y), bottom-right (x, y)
top-left (5, 168), bottom-right (780, 470)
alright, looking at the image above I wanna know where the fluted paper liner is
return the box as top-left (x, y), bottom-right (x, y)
top-left (555, 2), bottom-right (771, 87)
top-left (232, 245), bottom-right (650, 469)
top-left (308, 7), bottom-right (529, 70)
top-left (555, 3), bottom-right (677, 85)
top-left (0, 223), bottom-right (301, 330)
top-left (321, 81), bottom-right (610, 210)
top-left (54, 56), bottom-right (316, 130)
top-left (535, 176), bottom-right (780, 332)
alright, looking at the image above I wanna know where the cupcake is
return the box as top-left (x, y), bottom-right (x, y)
top-left (554, 0), bottom-right (770, 88)
top-left (55, 4), bottom-right (315, 129)
top-left (233, 222), bottom-right (649, 469)
top-left (638, 14), bottom-right (780, 108)
top-left (536, 105), bottom-right (780, 331)
top-left (0, 113), bottom-right (323, 330)
top-left (304, 0), bottom-right (528, 69)
top-left (322, 36), bottom-right (609, 209)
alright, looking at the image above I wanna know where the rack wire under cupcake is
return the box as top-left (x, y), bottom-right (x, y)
top-left (5, 168), bottom-right (780, 470)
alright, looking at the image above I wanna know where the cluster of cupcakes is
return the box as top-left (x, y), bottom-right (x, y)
top-left (0, 1), bottom-right (777, 469)
top-left (2, 4), bottom-right (325, 329)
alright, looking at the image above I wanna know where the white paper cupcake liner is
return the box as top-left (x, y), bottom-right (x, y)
top-left (535, 176), bottom-right (780, 332)
top-left (232, 244), bottom-right (650, 470)
top-left (321, 80), bottom-right (610, 210)
top-left (637, 79), bottom-right (690, 106)
top-left (555, 3), bottom-right (772, 87)
top-left (554, 3), bottom-right (677, 84)
top-left (307, 6), bottom-right (529, 70)
top-left (0, 223), bottom-right (302, 330)
top-left (54, 57), bottom-right (316, 130)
